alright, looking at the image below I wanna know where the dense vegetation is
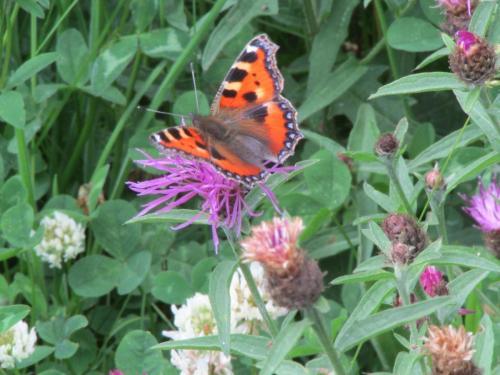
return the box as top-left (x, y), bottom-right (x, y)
top-left (0, 0), bottom-right (498, 374)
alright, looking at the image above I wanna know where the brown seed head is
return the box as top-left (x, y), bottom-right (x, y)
top-left (375, 133), bottom-right (399, 157)
top-left (383, 214), bottom-right (428, 261)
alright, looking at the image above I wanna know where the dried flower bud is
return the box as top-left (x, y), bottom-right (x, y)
top-left (424, 325), bottom-right (481, 375)
top-left (437, 0), bottom-right (476, 16)
top-left (390, 242), bottom-right (412, 265)
top-left (449, 30), bottom-right (497, 85)
top-left (374, 133), bottom-right (399, 158)
top-left (425, 167), bottom-right (445, 190)
top-left (241, 217), bottom-right (324, 310)
top-left (383, 213), bottom-right (428, 262)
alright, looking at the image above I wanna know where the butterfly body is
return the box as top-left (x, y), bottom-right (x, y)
top-left (150, 34), bottom-right (302, 186)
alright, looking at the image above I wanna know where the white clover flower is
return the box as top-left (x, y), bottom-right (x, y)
top-left (0, 320), bottom-right (37, 369)
top-left (230, 262), bottom-right (287, 334)
top-left (163, 293), bottom-right (233, 375)
top-left (34, 211), bottom-right (85, 268)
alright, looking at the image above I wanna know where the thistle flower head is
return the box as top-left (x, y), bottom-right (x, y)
top-left (241, 217), bottom-right (304, 273)
top-left (450, 30), bottom-right (497, 85)
top-left (420, 266), bottom-right (448, 297)
top-left (0, 320), bottom-right (37, 369)
top-left (241, 217), bottom-right (324, 310)
top-left (424, 325), bottom-right (480, 375)
top-left (127, 151), bottom-right (286, 252)
top-left (462, 176), bottom-right (500, 233)
top-left (374, 133), bottom-right (399, 158)
top-left (34, 211), bottom-right (86, 269)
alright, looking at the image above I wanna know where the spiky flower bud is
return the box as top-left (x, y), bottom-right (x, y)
top-left (425, 167), bottom-right (446, 191)
top-left (424, 325), bottom-right (481, 375)
top-left (449, 31), bottom-right (496, 85)
top-left (241, 217), bottom-right (324, 310)
top-left (374, 133), bottom-right (399, 158)
top-left (383, 213), bottom-right (428, 262)
top-left (420, 266), bottom-right (449, 297)
top-left (438, 0), bottom-right (477, 35)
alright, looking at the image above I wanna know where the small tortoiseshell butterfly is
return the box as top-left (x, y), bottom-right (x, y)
top-left (150, 34), bottom-right (303, 186)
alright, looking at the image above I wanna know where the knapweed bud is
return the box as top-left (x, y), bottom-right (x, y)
top-left (390, 242), bottom-right (412, 265)
top-left (424, 325), bottom-right (481, 375)
top-left (241, 217), bottom-right (324, 310)
top-left (374, 133), bottom-right (399, 158)
top-left (420, 266), bottom-right (449, 297)
top-left (438, 0), bottom-right (477, 35)
top-left (383, 213), bottom-right (428, 262)
top-left (449, 30), bottom-right (496, 85)
top-left (425, 167), bottom-right (446, 191)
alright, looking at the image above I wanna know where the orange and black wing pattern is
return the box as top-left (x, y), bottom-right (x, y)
top-left (149, 127), bottom-right (210, 160)
top-left (212, 34), bottom-right (283, 112)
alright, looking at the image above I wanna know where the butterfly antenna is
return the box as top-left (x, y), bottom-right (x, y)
top-left (137, 106), bottom-right (185, 119)
top-left (190, 62), bottom-right (200, 113)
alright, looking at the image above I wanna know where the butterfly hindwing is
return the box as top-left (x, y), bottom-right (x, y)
top-left (212, 34), bottom-right (283, 112)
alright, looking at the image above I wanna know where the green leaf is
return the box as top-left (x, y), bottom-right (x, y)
top-left (454, 90), bottom-right (500, 151)
top-left (307, 0), bottom-right (359, 93)
top-left (92, 200), bottom-right (141, 259)
top-left (0, 91), bottom-right (26, 129)
top-left (68, 255), bottom-right (121, 297)
top-left (336, 279), bottom-right (395, 347)
top-left (125, 209), bottom-right (210, 226)
top-left (304, 150), bottom-right (351, 209)
top-left (363, 182), bottom-right (397, 212)
top-left (330, 270), bottom-right (394, 285)
top-left (0, 305), bottom-right (30, 333)
top-left (361, 221), bottom-right (391, 256)
top-left (36, 315), bottom-right (88, 359)
top-left (155, 334), bottom-right (269, 360)
top-left (0, 202), bottom-right (34, 248)
top-left (334, 296), bottom-right (452, 352)
top-left (348, 104), bottom-right (380, 152)
top-left (56, 28), bottom-right (90, 86)
top-left (130, 0), bottom-right (157, 31)
top-left (209, 260), bottom-right (237, 355)
top-left (33, 83), bottom-right (65, 103)
top-left (408, 124), bottom-right (482, 170)
top-left (152, 271), bottom-right (193, 305)
top-left (387, 17), bottom-right (442, 52)
top-left (201, 1), bottom-right (278, 70)
top-left (139, 28), bottom-right (189, 60)
top-left (407, 123), bottom-right (436, 158)
top-left (91, 36), bottom-right (138, 94)
top-left (469, 1), bottom-right (496, 37)
top-left (0, 176), bottom-right (27, 212)
top-left (172, 90), bottom-right (210, 122)
top-left (116, 251), bottom-right (152, 295)
top-left (7, 52), bottom-right (58, 88)
top-left (302, 129), bottom-right (345, 155)
top-left (16, 0), bottom-right (45, 18)
top-left (354, 255), bottom-right (387, 273)
top-left (437, 269), bottom-right (489, 323)
top-left (415, 47), bottom-right (448, 70)
top-left (115, 330), bottom-right (165, 375)
top-left (369, 73), bottom-right (467, 99)
top-left (15, 346), bottom-right (54, 369)
top-left (299, 59), bottom-right (367, 121)
top-left (393, 352), bottom-right (422, 375)
top-left (474, 314), bottom-right (493, 375)
top-left (445, 151), bottom-right (500, 193)
top-left (260, 320), bottom-right (311, 375)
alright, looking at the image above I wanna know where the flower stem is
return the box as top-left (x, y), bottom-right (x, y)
top-left (385, 159), bottom-right (413, 215)
top-left (306, 307), bottom-right (347, 375)
top-left (394, 266), bottom-right (419, 346)
top-left (223, 228), bottom-right (279, 337)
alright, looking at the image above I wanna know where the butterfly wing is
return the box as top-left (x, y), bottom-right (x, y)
top-left (211, 34), bottom-right (283, 111)
top-left (150, 127), bottom-right (211, 160)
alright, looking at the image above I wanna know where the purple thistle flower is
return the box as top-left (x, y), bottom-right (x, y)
top-left (127, 151), bottom-right (288, 252)
top-left (462, 176), bottom-right (500, 233)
